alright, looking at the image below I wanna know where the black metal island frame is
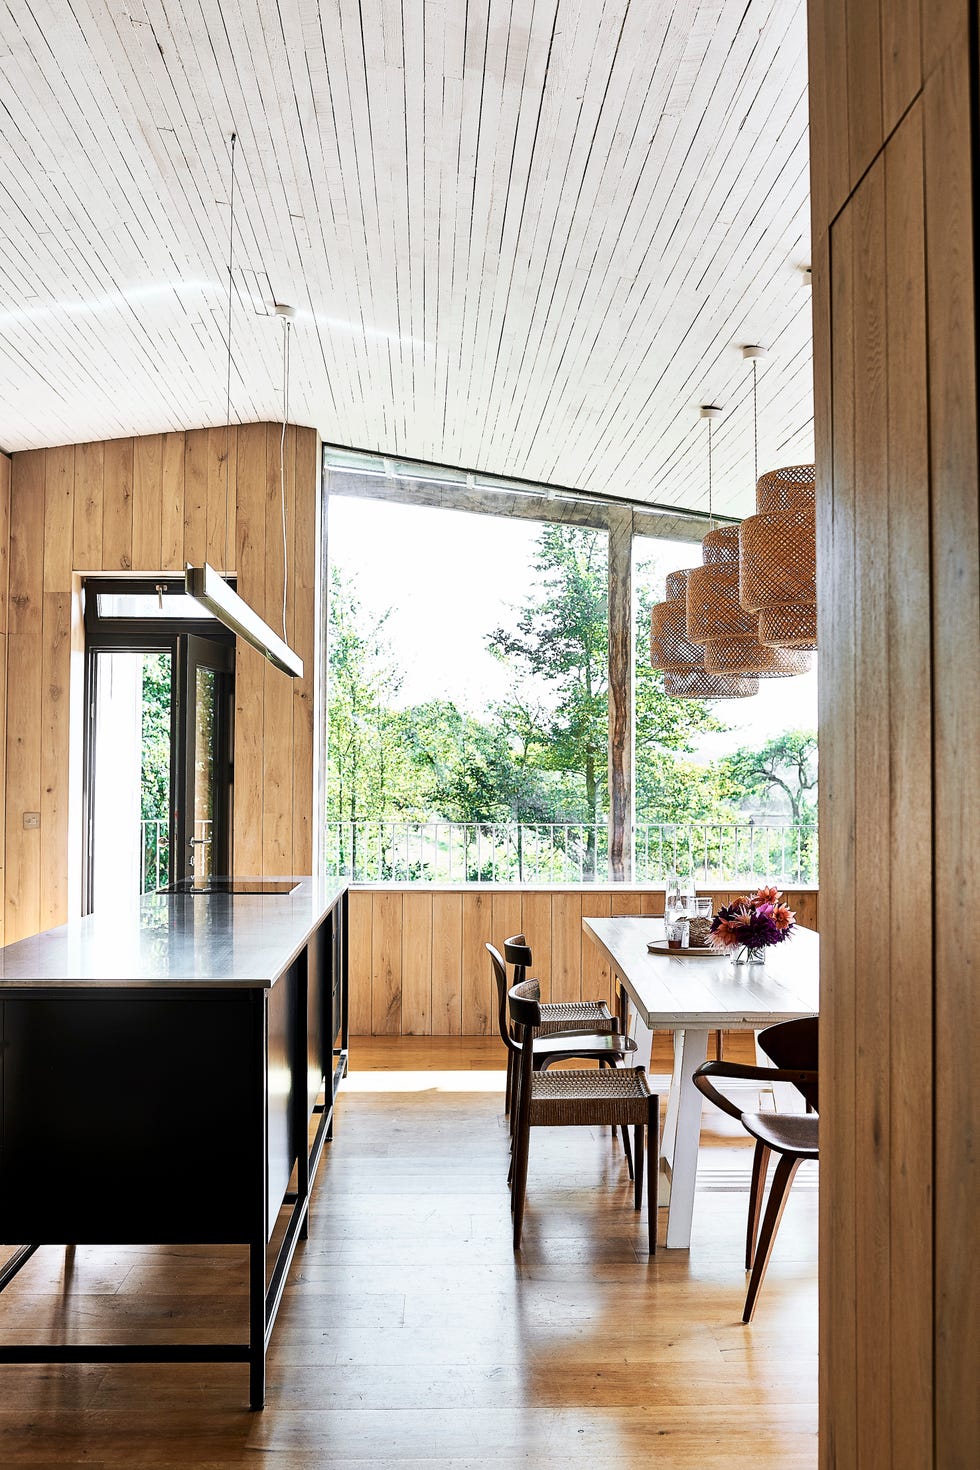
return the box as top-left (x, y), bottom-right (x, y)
top-left (0, 876), bottom-right (349, 1408)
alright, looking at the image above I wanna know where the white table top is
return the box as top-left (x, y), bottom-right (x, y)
top-left (583, 915), bottom-right (819, 1029)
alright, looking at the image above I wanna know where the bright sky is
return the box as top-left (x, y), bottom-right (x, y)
top-left (328, 495), bottom-right (817, 756)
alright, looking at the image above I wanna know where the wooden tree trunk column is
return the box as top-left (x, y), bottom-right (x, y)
top-left (607, 506), bottom-right (634, 882)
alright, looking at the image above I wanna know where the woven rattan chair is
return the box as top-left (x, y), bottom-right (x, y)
top-left (693, 1015), bottom-right (818, 1322)
top-left (507, 979), bottom-right (659, 1252)
top-left (500, 934), bottom-right (618, 1115)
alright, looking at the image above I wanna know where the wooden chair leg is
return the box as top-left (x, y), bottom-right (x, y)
top-left (742, 1153), bottom-right (801, 1322)
top-left (621, 1121), bottom-right (634, 1181)
top-left (647, 1096), bottom-right (659, 1254)
top-left (745, 1141), bottom-right (771, 1269)
top-left (511, 1119), bottom-right (531, 1249)
top-left (505, 1049), bottom-right (513, 1116)
top-left (633, 1123), bottom-right (644, 1211)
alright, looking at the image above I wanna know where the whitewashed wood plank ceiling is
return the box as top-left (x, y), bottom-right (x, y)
top-left (0, 0), bottom-right (812, 517)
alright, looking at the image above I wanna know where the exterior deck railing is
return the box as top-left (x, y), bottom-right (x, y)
top-left (140, 819), bottom-right (212, 893)
top-left (323, 819), bottom-right (816, 885)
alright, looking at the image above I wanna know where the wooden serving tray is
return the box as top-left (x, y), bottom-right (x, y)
top-left (647, 940), bottom-right (720, 958)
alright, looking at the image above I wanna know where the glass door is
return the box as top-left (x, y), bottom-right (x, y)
top-left (177, 635), bottom-right (234, 885)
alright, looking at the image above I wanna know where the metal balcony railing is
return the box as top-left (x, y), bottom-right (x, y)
top-left (322, 819), bottom-right (817, 885)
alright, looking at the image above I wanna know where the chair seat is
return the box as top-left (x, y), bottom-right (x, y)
top-left (532, 1031), bottom-right (636, 1061)
top-left (742, 1111), bottom-right (819, 1158)
top-left (535, 1000), bottom-right (615, 1036)
top-left (529, 1066), bottom-right (653, 1127)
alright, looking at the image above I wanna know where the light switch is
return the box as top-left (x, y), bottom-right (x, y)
top-left (23, 812), bottom-right (40, 829)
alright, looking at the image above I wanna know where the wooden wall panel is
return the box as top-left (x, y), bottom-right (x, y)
top-left (810, 1), bottom-right (979, 1463)
top-left (347, 887), bottom-right (820, 1036)
top-left (923, 37), bottom-right (980, 1465)
top-left (2, 423), bottom-right (319, 944)
top-left (0, 451), bottom-right (9, 946)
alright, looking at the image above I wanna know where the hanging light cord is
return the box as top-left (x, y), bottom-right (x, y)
top-left (224, 132), bottom-right (237, 575)
top-left (758, 357), bottom-right (764, 485)
top-left (280, 317), bottom-right (290, 639)
top-left (707, 418), bottom-right (713, 530)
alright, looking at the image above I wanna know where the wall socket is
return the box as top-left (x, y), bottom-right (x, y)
top-left (23, 812), bottom-right (40, 829)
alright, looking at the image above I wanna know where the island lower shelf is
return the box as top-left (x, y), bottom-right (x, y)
top-left (0, 881), bottom-right (349, 1409)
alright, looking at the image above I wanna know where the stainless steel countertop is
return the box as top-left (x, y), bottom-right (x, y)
top-left (0, 877), bottom-right (348, 989)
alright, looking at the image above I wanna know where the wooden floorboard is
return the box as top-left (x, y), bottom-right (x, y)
top-left (0, 1038), bottom-right (817, 1467)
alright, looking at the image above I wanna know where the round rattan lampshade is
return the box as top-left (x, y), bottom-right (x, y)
top-left (686, 525), bottom-right (813, 677)
top-left (664, 669), bottom-right (759, 699)
top-left (739, 464), bottom-right (817, 650)
top-left (650, 568), bottom-right (757, 698)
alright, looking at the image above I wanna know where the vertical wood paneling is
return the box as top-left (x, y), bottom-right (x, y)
top-left (520, 891), bottom-right (553, 1000)
top-left (923, 39), bottom-right (980, 1465)
top-left (160, 432), bottom-right (185, 570)
top-left (430, 892), bottom-right (463, 1034)
top-left (580, 893), bottom-right (613, 1011)
top-left (883, 101), bottom-right (933, 1468)
top-left (291, 428), bottom-right (317, 874)
top-left (371, 890), bottom-right (403, 1036)
top-left (550, 893), bottom-right (582, 1002)
top-left (821, 194), bottom-right (859, 1469)
top-left (261, 427), bottom-right (292, 873)
top-left (72, 441), bottom-right (104, 570)
top-left (0, 452), bottom-right (9, 946)
top-left (182, 428), bottom-right (208, 568)
top-left (42, 445), bottom-right (74, 591)
top-left (0, 451), bottom-right (8, 635)
top-left (4, 452), bottom-right (45, 942)
top-left (101, 437), bottom-right (134, 570)
top-left (206, 426), bottom-right (236, 571)
top-left (347, 889), bottom-right (374, 1036)
top-left (808, 0), bottom-right (851, 229)
top-left (811, 2), bottom-right (979, 1462)
top-left (3, 422), bottom-right (318, 942)
top-left (460, 892), bottom-right (493, 1034)
top-left (401, 891), bottom-right (433, 1034)
top-left (132, 433), bottom-right (164, 570)
top-left (490, 891), bottom-right (523, 955)
top-left (851, 156), bottom-right (891, 1469)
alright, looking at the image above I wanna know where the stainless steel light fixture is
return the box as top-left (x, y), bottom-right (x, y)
top-left (185, 133), bottom-right (304, 678)
top-left (185, 563), bottom-right (303, 676)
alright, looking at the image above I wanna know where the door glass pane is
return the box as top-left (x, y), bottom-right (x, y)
top-left (91, 650), bottom-right (172, 908)
top-left (192, 666), bottom-right (216, 883)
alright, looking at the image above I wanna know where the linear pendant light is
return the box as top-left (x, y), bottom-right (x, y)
top-left (185, 131), bottom-right (304, 678)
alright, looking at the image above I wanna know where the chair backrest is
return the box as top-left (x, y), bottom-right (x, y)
top-left (503, 934), bottom-right (532, 983)
top-left (485, 943), bottom-right (518, 1053)
top-left (508, 977), bottom-right (542, 1037)
top-left (757, 1015), bottom-right (819, 1110)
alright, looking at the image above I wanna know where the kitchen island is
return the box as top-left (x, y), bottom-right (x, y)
top-left (0, 877), bottom-right (349, 1408)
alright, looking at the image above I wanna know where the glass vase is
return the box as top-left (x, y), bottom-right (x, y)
top-left (732, 945), bottom-right (766, 967)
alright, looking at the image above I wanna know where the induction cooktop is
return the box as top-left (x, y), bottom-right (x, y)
top-left (159, 877), bottom-right (301, 896)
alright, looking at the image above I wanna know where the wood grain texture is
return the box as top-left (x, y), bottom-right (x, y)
top-left (606, 506), bottom-right (633, 880)
top-left (347, 888), bottom-right (820, 1036)
top-left (923, 36), bottom-right (980, 1467)
top-left (811, 3), bottom-right (980, 1462)
top-left (883, 100), bottom-right (933, 1470)
top-left (2, 422), bottom-right (319, 940)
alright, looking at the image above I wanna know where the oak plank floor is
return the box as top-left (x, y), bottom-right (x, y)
top-left (0, 1038), bottom-right (817, 1467)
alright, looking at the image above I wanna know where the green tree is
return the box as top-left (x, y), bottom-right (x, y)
top-left (723, 730), bottom-right (818, 822)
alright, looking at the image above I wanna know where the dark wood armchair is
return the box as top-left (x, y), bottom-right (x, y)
top-left (693, 1015), bottom-right (818, 1322)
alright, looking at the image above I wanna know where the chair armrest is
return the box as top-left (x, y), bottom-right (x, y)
top-left (693, 1060), bottom-right (819, 1123)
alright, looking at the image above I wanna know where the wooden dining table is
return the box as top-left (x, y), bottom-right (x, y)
top-left (582, 915), bottom-right (819, 1248)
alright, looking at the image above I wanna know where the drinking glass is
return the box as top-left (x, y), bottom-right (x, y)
top-left (665, 918), bottom-right (690, 951)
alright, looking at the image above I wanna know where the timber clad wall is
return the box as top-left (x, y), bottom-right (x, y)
top-left (348, 886), bottom-right (820, 1037)
top-left (809, 0), bottom-right (979, 1464)
top-left (0, 423), bottom-right (319, 945)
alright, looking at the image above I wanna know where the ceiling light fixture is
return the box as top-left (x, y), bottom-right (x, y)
top-left (685, 355), bottom-right (812, 678)
top-left (739, 464), bottom-right (818, 649)
top-left (650, 408), bottom-right (757, 700)
top-left (185, 133), bottom-right (304, 679)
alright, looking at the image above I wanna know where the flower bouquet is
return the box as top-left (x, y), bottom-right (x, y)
top-left (709, 885), bottom-right (796, 966)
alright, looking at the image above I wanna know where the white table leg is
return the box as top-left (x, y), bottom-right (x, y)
top-left (663, 1026), bottom-right (710, 1249)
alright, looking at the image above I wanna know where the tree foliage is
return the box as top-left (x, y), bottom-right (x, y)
top-left (722, 730), bottom-right (818, 823)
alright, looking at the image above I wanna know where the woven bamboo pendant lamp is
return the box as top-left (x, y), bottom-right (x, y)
top-left (686, 525), bottom-right (811, 675)
top-left (650, 568), bottom-right (757, 698)
top-left (685, 352), bottom-right (812, 677)
top-left (739, 464), bottom-right (817, 649)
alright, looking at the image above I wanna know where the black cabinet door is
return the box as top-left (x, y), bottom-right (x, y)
top-left (0, 993), bottom-right (258, 1244)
